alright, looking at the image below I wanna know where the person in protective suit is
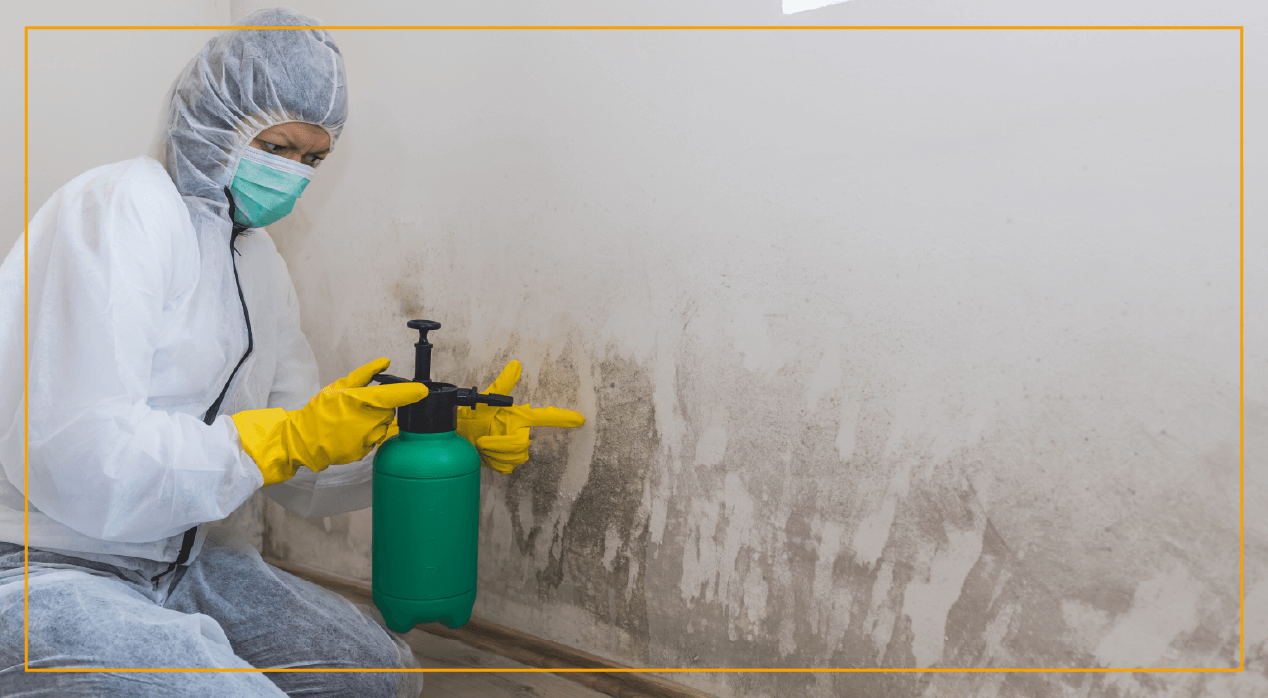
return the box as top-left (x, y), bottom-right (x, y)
top-left (0, 8), bottom-right (583, 697)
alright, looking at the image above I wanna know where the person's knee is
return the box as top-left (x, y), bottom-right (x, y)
top-left (350, 622), bottom-right (408, 669)
top-left (266, 622), bottom-right (415, 698)
top-left (0, 574), bottom-right (284, 697)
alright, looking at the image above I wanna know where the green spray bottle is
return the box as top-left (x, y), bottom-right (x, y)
top-left (371, 319), bottom-right (512, 632)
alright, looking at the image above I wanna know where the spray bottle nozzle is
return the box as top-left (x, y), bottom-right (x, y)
top-left (456, 388), bottom-right (514, 409)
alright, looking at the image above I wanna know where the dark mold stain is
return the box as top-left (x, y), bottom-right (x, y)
top-left (480, 349), bottom-right (659, 660)
top-left (549, 352), bottom-right (658, 656)
top-left (501, 340), bottom-right (582, 568)
top-left (944, 519), bottom-right (1014, 667)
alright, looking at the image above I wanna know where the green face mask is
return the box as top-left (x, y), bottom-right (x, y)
top-left (229, 146), bottom-right (315, 228)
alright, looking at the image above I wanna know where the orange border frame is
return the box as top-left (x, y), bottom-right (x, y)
top-left (24, 23), bottom-right (1242, 680)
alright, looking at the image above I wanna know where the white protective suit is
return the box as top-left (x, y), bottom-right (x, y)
top-left (0, 10), bottom-right (425, 697)
top-left (0, 10), bottom-right (370, 569)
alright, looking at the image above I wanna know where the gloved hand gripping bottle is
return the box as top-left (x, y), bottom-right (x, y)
top-left (371, 320), bottom-right (512, 632)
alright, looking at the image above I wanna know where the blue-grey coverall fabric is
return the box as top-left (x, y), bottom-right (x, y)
top-left (0, 528), bottom-right (424, 697)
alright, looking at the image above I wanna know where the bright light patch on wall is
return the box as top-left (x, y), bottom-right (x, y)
top-left (783, 0), bottom-right (854, 14)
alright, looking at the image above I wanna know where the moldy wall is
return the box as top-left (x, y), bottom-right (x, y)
top-left (13, 1), bottom-right (1256, 696)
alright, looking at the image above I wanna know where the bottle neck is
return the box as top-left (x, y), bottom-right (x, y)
top-left (397, 382), bottom-right (459, 434)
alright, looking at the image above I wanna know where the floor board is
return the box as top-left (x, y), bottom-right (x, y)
top-left (305, 575), bottom-right (609, 698)
top-left (400, 628), bottom-right (609, 698)
top-left (269, 558), bottom-right (694, 698)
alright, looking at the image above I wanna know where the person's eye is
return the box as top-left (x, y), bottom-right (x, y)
top-left (307, 155), bottom-right (325, 167)
top-left (262, 142), bottom-right (283, 153)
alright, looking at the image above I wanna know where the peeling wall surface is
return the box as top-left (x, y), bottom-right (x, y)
top-left (14, 1), bottom-right (1267, 696)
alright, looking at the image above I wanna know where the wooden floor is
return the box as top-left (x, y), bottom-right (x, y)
top-left (398, 627), bottom-right (609, 698)
top-left (291, 565), bottom-right (608, 698)
top-left (270, 558), bottom-right (715, 698)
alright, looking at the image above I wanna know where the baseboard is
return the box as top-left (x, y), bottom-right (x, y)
top-left (265, 557), bottom-right (719, 698)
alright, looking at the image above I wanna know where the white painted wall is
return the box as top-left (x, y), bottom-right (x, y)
top-left (11, 2), bottom-right (1267, 697)
top-left (7, 1), bottom-right (227, 241)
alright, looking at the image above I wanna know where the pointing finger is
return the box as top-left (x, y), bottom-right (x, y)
top-left (502, 406), bottom-right (585, 431)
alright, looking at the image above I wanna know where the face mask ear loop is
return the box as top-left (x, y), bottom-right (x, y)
top-left (224, 185), bottom-right (250, 253)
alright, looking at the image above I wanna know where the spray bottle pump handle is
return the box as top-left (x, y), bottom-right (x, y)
top-left (406, 320), bottom-right (441, 382)
top-left (407, 320), bottom-right (441, 343)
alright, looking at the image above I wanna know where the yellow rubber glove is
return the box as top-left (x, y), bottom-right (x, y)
top-left (233, 358), bottom-right (428, 486)
top-left (456, 361), bottom-right (586, 474)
